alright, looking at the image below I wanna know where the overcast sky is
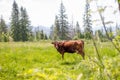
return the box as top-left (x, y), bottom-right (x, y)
top-left (0, 0), bottom-right (120, 29)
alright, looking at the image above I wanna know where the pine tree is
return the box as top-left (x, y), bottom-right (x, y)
top-left (44, 34), bottom-right (48, 40)
top-left (20, 7), bottom-right (31, 41)
top-left (107, 26), bottom-right (114, 39)
top-left (83, 0), bottom-right (92, 39)
top-left (28, 27), bottom-right (34, 41)
top-left (75, 21), bottom-right (81, 39)
top-left (10, 1), bottom-right (20, 41)
top-left (53, 15), bottom-right (60, 40)
top-left (35, 26), bottom-right (41, 41)
top-left (49, 25), bottom-right (54, 40)
top-left (58, 1), bottom-right (69, 40)
top-left (40, 30), bottom-right (44, 40)
top-left (0, 16), bottom-right (8, 41)
top-left (95, 29), bottom-right (103, 42)
top-left (69, 16), bottom-right (75, 39)
top-left (0, 16), bottom-right (7, 34)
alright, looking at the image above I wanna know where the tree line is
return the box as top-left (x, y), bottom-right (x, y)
top-left (49, 0), bottom-right (120, 41)
top-left (49, 1), bottom-right (85, 40)
top-left (0, 1), bottom-right (48, 42)
top-left (0, 0), bottom-right (120, 42)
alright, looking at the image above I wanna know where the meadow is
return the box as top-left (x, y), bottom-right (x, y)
top-left (0, 41), bottom-right (120, 80)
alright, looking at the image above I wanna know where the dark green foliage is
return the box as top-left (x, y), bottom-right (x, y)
top-left (53, 16), bottom-right (60, 40)
top-left (44, 34), bottom-right (48, 40)
top-left (28, 26), bottom-right (34, 41)
top-left (10, 1), bottom-right (32, 42)
top-left (10, 1), bottom-right (20, 41)
top-left (0, 16), bottom-right (7, 34)
top-left (0, 16), bottom-right (9, 42)
top-left (83, 0), bottom-right (92, 39)
top-left (19, 7), bottom-right (31, 41)
top-left (40, 30), bottom-right (44, 40)
top-left (73, 21), bottom-right (84, 39)
top-left (75, 22), bottom-right (81, 38)
top-left (35, 27), bottom-right (48, 41)
top-left (51, 2), bottom-right (70, 40)
top-left (58, 1), bottom-right (70, 40)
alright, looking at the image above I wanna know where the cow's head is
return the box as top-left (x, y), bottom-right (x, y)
top-left (51, 41), bottom-right (64, 52)
top-left (51, 41), bottom-right (59, 49)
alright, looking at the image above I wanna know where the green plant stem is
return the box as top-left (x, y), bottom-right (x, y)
top-left (98, 6), bottom-right (120, 54)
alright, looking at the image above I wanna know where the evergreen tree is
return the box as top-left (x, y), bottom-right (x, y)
top-left (58, 1), bottom-right (69, 40)
top-left (95, 28), bottom-right (108, 42)
top-left (69, 17), bottom-right (75, 39)
top-left (40, 30), bottom-right (44, 40)
top-left (95, 29), bottom-right (103, 42)
top-left (83, 0), bottom-right (92, 39)
top-left (0, 16), bottom-right (7, 34)
top-left (0, 16), bottom-right (8, 42)
top-left (49, 25), bottom-right (54, 40)
top-left (35, 27), bottom-right (40, 41)
top-left (107, 26), bottom-right (114, 39)
top-left (44, 34), bottom-right (48, 40)
top-left (20, 7), bottom-right (31, 41)
top-left (28, 25), bottom-right (33, 41)
top-left (10, 1), bottom-right (20, 41)
top-left (75, 21), bottom-right (81, 39)
top-left (53, 15), bottom-right (60, 40)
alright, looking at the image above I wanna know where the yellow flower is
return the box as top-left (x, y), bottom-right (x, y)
top-left (27, 69), bottom-right (33, 74)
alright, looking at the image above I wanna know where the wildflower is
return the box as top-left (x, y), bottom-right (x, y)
top-left (27, 69), bottom-right (33, 74)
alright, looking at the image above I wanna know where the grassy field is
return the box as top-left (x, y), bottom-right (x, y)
top-left (0, 41), bottom-right (120, 80)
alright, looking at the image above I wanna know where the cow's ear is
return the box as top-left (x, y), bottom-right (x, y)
top-left (51, 42), bottom-right (54, 44)
top-left (51, 41), bottom-right (57, 44)
top-left (51, 42), bottom-right (58, 48)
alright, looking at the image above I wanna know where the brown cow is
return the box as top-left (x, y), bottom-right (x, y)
top-left (51, 40), bottom-right (85, 59)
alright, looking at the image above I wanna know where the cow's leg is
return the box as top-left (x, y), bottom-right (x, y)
top-left (77, 50), bottom-right (85, 59)
top-left (61, 53), bottom-right (64, 59)
top-left (81, 51), bottom-right (85, 59)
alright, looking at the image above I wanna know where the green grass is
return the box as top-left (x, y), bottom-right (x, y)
top-left (0, 41), bottom-right (120, 80)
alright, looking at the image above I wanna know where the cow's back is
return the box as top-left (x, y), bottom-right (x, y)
top-left (61, 41), bottom-right (77, 53)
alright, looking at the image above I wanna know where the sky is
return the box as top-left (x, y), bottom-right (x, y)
top-left (0, 0), bottom-right (120, 29)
